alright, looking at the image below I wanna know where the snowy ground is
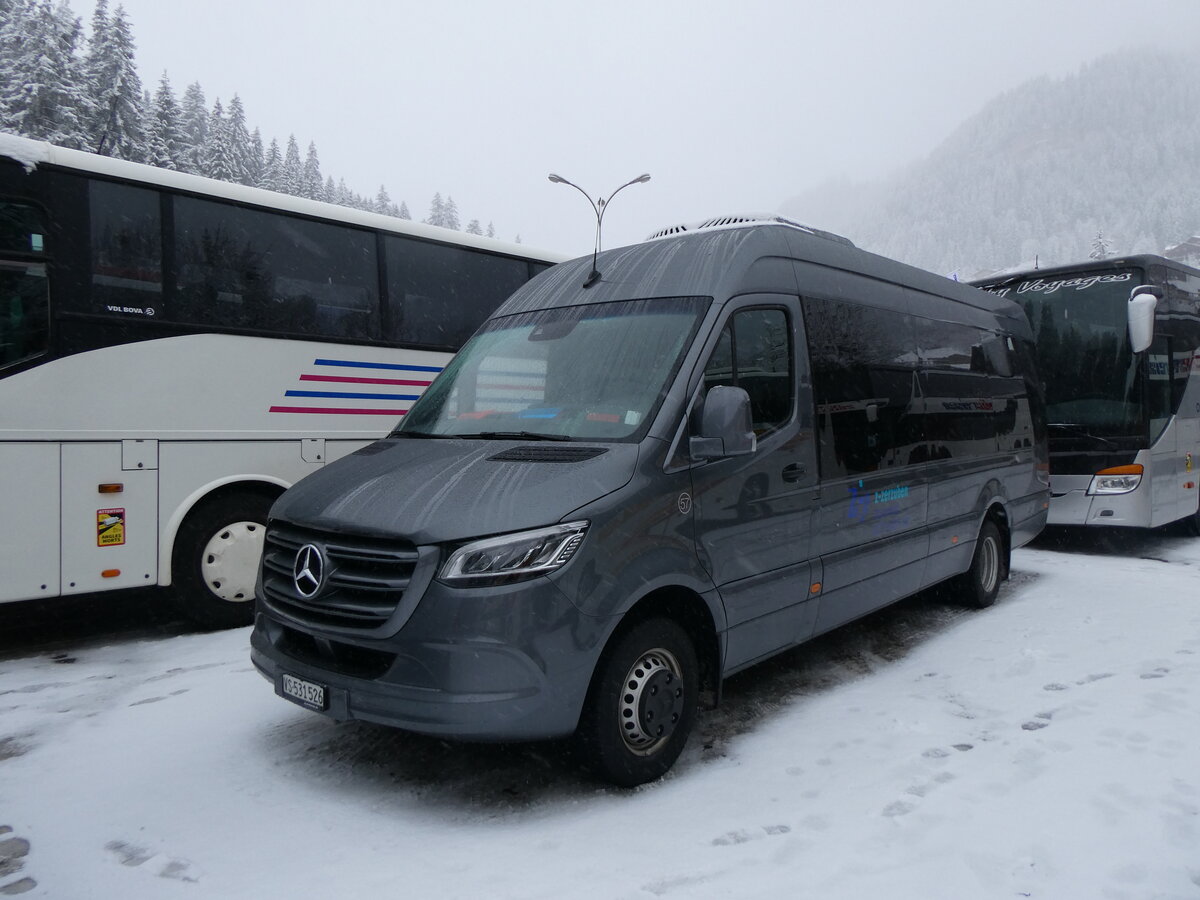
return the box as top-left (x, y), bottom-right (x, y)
top-left (1, 527), bottom-right (1198, 899)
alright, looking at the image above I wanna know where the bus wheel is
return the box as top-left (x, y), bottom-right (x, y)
top-left (956, 519), bottom-right (1004, 609)
top-left (172, 492), bottom-right (273, 629)
top-left (575, 618), bottom-right (699, 788)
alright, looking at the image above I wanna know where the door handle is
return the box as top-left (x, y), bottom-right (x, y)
top-left (782, 463), bottom-right (806, 482)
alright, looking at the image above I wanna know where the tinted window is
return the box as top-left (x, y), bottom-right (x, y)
top-left (0, 200), bottom-right (47, 256)
top-left (174, 197), bottom-right (379, 338)
top-left (0, 261), bottom-right (48, 367)
top-left (703, 307), bottom-right (792, 434)
top-left (385, 237), bottom-right (531, 348)
top-left (90, 180), bottom-right (162, 316)
top-left (804, 297), bottom-right (922, 478)
top-left (916, 317), bottom-right (1002, 459)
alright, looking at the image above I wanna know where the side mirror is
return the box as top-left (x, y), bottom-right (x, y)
top-left (1128, 285), bottom-right (1160, 354)
top-left (690, 385), bottom-right (756, 459)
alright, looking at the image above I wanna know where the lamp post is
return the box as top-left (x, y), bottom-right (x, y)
top-left (548, 172), bottom-right (651, 287)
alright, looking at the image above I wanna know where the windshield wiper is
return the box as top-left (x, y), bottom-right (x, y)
top-left (458, 431), bottom-right (573, 442)
top-left (389, 430), bottom-right (442, 439)
top-left (1049, 423), bottom-right (1117, 448)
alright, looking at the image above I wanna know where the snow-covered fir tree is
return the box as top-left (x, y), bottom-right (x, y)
top-left (1090, 231), bottom-right (1111, 261)
top-left (145, 70), bottom-right (182, 169)
top-left (246, 126), bottom-right (264, 187)
top-left (465, 219), bottom-right (482, 235)
top-left (425, 193), bottom-right (445, 227)
top-left (0, 0), bottom-right (89, 147)
top-left (443, 195), bottom-right (460, 231)
top-left (486, 221), bottom-right (495, 238)
top-left (281, 134), bottom-right (302, 196)
top-left (398, 200), bottom-right (410, 220)
top-left (259, 136), bottom-right (282, 192)
top-left (85, 2), bottom-right (145, 159)
top-left (203, 97), bottom-right (237, 181)
top-left (225, 94), bottom-right (253, 185)
top-left (301, 141), bottom-right (323, 200)
top-left (178, 81), bottom-right (207, 175)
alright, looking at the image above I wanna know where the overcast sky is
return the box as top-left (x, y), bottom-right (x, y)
top-left (108, 0), bottom-right (1200, 259)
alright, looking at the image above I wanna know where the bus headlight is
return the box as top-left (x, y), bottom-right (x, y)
top-left (439, 521), bottom-right (589, 586)
top-left (1088, 465), bottom-right (1143, 495)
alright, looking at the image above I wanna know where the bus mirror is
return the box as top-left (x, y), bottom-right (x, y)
top-left (691, 385), bottom-right (756, 459)
top-left (1128, 285), bottom-right (1159, 354)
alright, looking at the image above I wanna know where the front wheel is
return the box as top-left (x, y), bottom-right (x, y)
top-left (575, 618), bottom-right (699, 788)
top-left (172, 492), bottom-right (274, 629)
top-left (956, 519), bottom-right (1004, 609)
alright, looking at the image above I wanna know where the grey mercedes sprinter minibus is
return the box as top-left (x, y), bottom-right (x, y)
top-left (251, 216), bottom-right (1049, 786)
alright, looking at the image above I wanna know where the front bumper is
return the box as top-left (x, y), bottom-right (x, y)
top-left (251, 575), bottom-right (608, 741)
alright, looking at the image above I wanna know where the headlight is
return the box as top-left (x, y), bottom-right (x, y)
top-left (439, 521), bottom-right (589, 586)
top-left (1088, 465), bottom-right (1143, 495)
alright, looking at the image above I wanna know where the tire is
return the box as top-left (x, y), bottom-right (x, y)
top-left (172, 492), bottom-right (274, 629)
top-left (956, 519), bottom-right (1004, 609)
top-left (575, 618), bottom-right (699, 788)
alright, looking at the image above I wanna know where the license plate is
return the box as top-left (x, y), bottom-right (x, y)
top-left (281, 673), bottom-right (327, 711)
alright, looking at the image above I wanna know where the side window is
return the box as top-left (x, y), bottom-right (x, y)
top-left (173, 197), bottom-right (379, 339)
top-left (0, 261), bottom-right (48, 368)
top-left (803, 297), bottom-right (922, 478)
top-left (0, 200), bottom-right (49, 368)
top-left (1148, 335), bottom-right (1174, 441)
top-left (915, 317), bottom-right (1001, 460)
top-left (703, 307), bottom-right (792, 434)
top-left (385, 238), bottom-right (531, 348)
top-left (90, 180), bottom-right (162, 315)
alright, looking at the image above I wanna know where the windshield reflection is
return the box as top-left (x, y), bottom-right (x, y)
top-left (396, 296), bottom-right (709, 442)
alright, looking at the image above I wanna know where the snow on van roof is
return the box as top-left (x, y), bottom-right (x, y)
top-left (644, 213), bottom-right (854, 247)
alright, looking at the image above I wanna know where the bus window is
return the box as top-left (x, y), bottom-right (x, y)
top-left (0, 199), bottom-right (47, 255)
top-left (174, 196), bottom-right (380, 339)
top-left (385, 237), bottom-right (531, 348)
top-left (90, 180), bottom-right (163, 315)
top-left (0, 261), bottom-right (47, 367)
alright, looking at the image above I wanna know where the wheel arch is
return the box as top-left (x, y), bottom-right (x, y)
top-left (591, 585), bottom-right (723, 711)
top-left (159, 476), bottom-right (288, 586)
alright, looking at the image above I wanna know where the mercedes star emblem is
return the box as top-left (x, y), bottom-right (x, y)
top-left (293, 544), bottom-right (325, 599)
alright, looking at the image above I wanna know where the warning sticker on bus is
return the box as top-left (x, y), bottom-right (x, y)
top-left (97, 508), bottom-right (125, 546)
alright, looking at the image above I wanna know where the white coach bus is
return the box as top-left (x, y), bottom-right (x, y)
top-left (0, 133), bottom-right (566, 627)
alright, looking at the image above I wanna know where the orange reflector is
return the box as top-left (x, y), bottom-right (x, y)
top-left (98, 483), bottom-right (124, 493)
top-left (810, 583), bottom-right (821, 594)
top-left (101, 569), bottom-right (121, 578)
top-left (1186, 482), bottom-right (1196, 490)
top-left (951, 536), bottom-right (959, 544)
top-left (1095, 464), bottom-right (1143, 476)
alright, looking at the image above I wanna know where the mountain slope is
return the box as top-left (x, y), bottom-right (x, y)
top-left (782, 51), bottom-right (1200, 277)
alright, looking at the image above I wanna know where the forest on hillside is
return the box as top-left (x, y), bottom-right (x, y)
top-left (0, 0), bottom-right (501, 237)
top-left (783, 51), bottom-right (1200, 277)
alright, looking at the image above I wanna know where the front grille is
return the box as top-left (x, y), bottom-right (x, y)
top-left (262, 523), bottom-right (419, 629)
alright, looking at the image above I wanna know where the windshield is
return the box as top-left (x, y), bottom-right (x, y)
top-left (980, 269), bottom-right (1143, 435)
top-left (396, 296), bottom-right (709, 441)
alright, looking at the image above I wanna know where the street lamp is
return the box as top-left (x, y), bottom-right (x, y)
top-left (548, 172), bottom-right (651, 288)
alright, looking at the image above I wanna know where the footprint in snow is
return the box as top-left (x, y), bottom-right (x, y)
top-left (1140, 667), bottom-right (1169, 680)
top-left (106, 841), bottom-right (199, 883)
top-left (711, 825), bottom-right (791, 846)
top-left (0, 826), bottom-right (35, 895)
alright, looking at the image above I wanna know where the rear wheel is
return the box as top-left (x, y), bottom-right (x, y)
top-left (172, 492), bottom-right (274, 629)
top-left (575, 618), bottom-right (699, 788)
top-left (956, 519), bottom-right (1004, 609)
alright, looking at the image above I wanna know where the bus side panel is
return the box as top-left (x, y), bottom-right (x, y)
top-left (0, 443), bottom-right (60, 603)
top-left (156, 440), bottom-right (326, 585)
top-left (61, 442), bottom-right (157, 595)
